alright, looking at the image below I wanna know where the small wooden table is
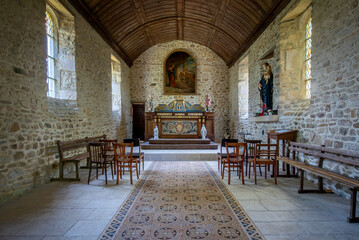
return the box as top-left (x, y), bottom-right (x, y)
top-left (267, 129), bottom-right (298, 177)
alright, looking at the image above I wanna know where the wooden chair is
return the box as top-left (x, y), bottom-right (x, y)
top-left (248, 144), bottom-right (278, 185)
top-left (222, 142), bottom-right (247, 185)
top-left (113, 142), bottom-right (139, 185)
top-left (244, 139), bottom-right (262, 176)
top-left (124, 138), bottom-right (144, 173)
top-left (87, 142), bottom-right (114, 184)
top-left (217, 139), bottom-right (238, 173)
top-left (100, 139), bottom-right (117, 174)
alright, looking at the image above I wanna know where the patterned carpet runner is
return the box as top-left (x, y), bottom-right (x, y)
top-left (99, 161), bottom-right (264, 240)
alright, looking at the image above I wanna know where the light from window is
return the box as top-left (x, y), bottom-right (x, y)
top-left (46, 11), bottom-right (56, 97)
top-left (305, 17), bottom-right (312, 99)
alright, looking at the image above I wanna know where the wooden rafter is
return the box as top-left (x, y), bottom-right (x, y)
top-left (206, 0), bottom-right (230, 47)
top-left (73, 0), bottom-right (293, 67)
top-left (228, 0), bottom-right (292, 67)
top-left (129, 0), bottom-right (154, 46)
top-left (176, 0), bottom-right (184, 40)
top-left (68, 0), bottom-right (132, 66)
top-left (117, 16), bottom-right (240, 48)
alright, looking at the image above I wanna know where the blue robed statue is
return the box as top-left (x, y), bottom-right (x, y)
top-left (258, 62), bottom-right (273, 116)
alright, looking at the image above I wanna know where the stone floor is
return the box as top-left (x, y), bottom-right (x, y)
top-left (0, 161), bottom-right (358, 240)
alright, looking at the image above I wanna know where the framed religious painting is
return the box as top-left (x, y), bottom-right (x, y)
top-left (163, 50), bottom-right (197, 95)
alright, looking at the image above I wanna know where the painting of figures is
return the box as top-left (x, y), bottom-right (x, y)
top-left (164, 50), bottom-right (197, 95)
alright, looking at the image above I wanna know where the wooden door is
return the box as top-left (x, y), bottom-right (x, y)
top-left (132, 103), bottom-right (145, 140)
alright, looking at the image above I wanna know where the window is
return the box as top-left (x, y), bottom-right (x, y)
top-left (45, 3), bottom-right (76, 101)
top-left (305, 17), bottom-right (312, 99)
top-left (111, 56), bottom-right (122, 112)
top-left (45, 11), bottom-right (57, 98)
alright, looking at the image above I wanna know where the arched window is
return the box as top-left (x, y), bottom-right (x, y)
top-left (45, 11), bottom-right (57, 97)
top-left (305, 17), bottom-right (312, 99)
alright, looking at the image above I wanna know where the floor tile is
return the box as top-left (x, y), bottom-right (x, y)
top-left (64, 220), bottom-right (108, 237)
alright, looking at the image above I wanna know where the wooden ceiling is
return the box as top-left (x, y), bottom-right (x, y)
top-left (68, 0), bottom-right (291, 67)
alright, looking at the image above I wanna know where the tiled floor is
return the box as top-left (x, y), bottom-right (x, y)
top-left (0, 161), bottom-right (358, 240)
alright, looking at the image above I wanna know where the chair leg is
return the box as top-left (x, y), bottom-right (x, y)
top-left (248, 162), bottom-right (251, 179)
top-left (96, 163), bottom-right (99, 179)
top-left (88, 162), bottom-right (92, 184)
top-left (116, 161), bottom-right (120, 185)
top-left (142, 157), bottom-right (144, 170)
top-left (265, 164), bottom-right (267, 179)
top-left (136, 163), bottom-right (139, 179)
top-left (119, 162), bottom-right (123, 179)
top-left (274, 162), bottom-right (277, 184)
top-left (228, 162), bottom-right (231, 185)
top-left (110, 162), bottom-right (114, 180)
top-left (241, 162), bottom-right (245, 184)
top-left (245, 158), bottom-right (248, 176)
top-left (130, 164), bottom-right (133, 185)
top-left (104, 161), bottom-right (108, 184)
top-left (222, 161), bottom-right (225, 179)
top-left (254, 163), bottom-right (258, 184)
top-left (218, 157), bottom-right (220, 171)
top-left (259, 164), bottom-right (263, 176)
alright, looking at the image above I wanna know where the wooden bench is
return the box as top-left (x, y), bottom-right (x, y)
top-left (51, 135), bottom-right (106, 181)
top-left (279, 142), bottom-right (359, 223)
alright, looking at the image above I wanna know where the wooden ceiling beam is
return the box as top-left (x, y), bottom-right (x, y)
top-left (228, 0), bottom-right (292, 67)
top-left (68, 0), bottom-right (133, 66)
top-left (129, 0), bottom-right (154, 46)
top-left (116, 16), bottom-right (240, 50)
top-left (176, 0), bottom-right (184, 40)
top-left (206, 0), bottom-right (229, 47)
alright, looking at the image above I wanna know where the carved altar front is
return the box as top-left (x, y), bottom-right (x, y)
top-left (145, 99), bottom-right (214, 141)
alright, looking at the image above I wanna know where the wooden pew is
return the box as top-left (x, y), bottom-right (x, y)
top-left (279, 142), bottom-right (359, 223)
top-left (51, 134), bottom-right (106, 181)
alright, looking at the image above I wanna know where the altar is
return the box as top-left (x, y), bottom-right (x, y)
top-left (145, 98), bottom-right (214, 141)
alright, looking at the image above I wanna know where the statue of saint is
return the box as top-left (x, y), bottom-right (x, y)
top-left (201, 125), bottom-right (207, 139)
top-left (258, 63), bottom-right (273, 116)
top-left (147, 95), bottom-right (154, 112)
top-left (205, 94), bottom-right (211, 112)
top-left (154, 126), bottom-right (159, 139)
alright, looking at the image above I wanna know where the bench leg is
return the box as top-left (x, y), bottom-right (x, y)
top-left (318, 176), bottom-right (323, 192)
top-left (51, 161), bottom-right (81, 182)
top-left (299, 170), bottom-right (304, 192)
top-left (348, 189), bottom-right (359, 223)
top-left (75, 162), bottom-right (80, 180)
top-left (298, 170), bottom-right (333, 194)
top-left (60, 161), bottom-right (64, 179)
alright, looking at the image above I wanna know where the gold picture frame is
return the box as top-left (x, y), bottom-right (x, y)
top-left (163, 49), bottom-right (197, 95)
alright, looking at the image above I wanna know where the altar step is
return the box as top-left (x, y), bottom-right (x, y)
top-left (148, 138), bottom-right (211, 145)
top-left (142, 138), bottom-right (219, 160)
top-left (142, 142), bottom-right (218, 150)
top-left (143, 151), bottom-right (218, 161)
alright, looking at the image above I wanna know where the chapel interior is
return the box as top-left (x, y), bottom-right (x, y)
top-left (0, 0), bottom-right (359, 239)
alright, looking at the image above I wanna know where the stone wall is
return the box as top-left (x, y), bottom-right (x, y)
top-left (229, 0), bottom-right (359, 198)
top-left (0, 0), bottom-right (131, 202)
top-left (130, 41), bottom-right (230, 142)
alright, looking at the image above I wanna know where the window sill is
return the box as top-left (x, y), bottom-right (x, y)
top-left (249, 115), bottom-right (279, 123)
top-left (47, 97), bottom-right (78, 115)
